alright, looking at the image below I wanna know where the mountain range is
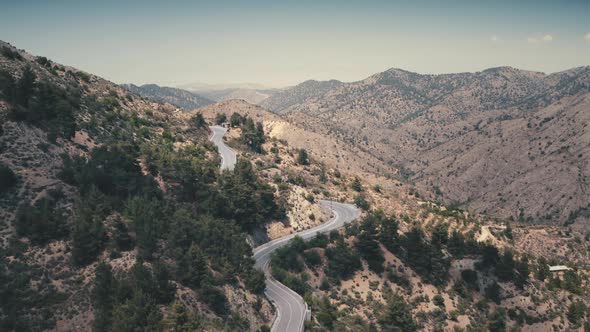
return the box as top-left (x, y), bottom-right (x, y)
top-left (260, 66), bottom-right (590, 226)
top-left (2, 40), bottom-right (590, 332)
top-left (122, 83), bottom-right (214, 110)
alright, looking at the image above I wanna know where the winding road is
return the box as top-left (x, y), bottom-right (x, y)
top-left (209, 126), bottom-right (361, 332)
top-left (209, 125), bottom-right (237, 170)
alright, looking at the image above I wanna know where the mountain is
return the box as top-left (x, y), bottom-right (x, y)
top-left (196, 100), bottom-right (590, 332)
top-left (178, 81), bottom-right (270, 91)
top-left (3, 40), bottom-right (590, 332)
top-left (259, 79), bottom-right (344, 113)
top-left (122, 83), bottom-right (213, 110)
top-left (195, 87), bottom-right (277, 104)
top-left (261, 66), bottom-right (590, 226)
top-left (0, 42), bottom-right (279, 331)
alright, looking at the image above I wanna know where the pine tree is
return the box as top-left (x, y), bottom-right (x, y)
top-left (71, 188), bottom-right (107, 265)
top-left (0, 69), bottom-right (16, 103)
top-left (297, 148), bottom-right (310, 165)
top-left (111, 290), bottom-right (162, 332)
top-left (93, 261), bottom-right (115, 332)
top-left (124, 196), bottom-right (166, 260)
top-left (378, 293), bottom-right (417, 332)
top-left (15, 65), bottom-right (35, 107)
top-left (350, 177), bottom-right (362, 192)
top-left (178, 244), bottom-right (208, 289)
top-left (191, 112), bottom-right (206, 128)
top-left (488, 308), bottom-right (507, 332)
top-left (431, 223), bottom-right (449, 247)
top-left (153, 261), bottom-right (176, 304)
top-left (230, 112), bottom-right (242, 127)
top-left (379, 214), bottom-right (399, 253)
top-left (112, 217), bottom-right (134, 251)
top-left (215, 113), bottom-right (227, 125)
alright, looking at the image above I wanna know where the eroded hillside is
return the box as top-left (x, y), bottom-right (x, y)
top-left (262, 66), bottom-right (590, 227)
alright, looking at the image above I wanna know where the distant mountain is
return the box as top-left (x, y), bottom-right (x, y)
top-left (259, 79), bottom-right (343, 113)
top-left (262, 66), bottom-right (590, 226)
top-left (178, 81), bottom-right (270, 91)
top-left (122, 83), bottom-right (213, 110)
top-left (195, 87), bottom-right (277, 104)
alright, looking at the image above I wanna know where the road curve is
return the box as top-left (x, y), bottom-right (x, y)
top-left (209, 125), bottom-right (237, 171)
top-left (209, 126), bottom-right (361, 331)
top-left (253, 201), bottom-right (361, 332)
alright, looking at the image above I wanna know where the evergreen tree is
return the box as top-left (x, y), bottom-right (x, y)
top-left (399, 227), bottom-right (449, 286)
top-left (488, 308), bottom-right (507, 332)
top-left (379, 213), bottom-right (400, 253)
top-left (325, 238), bottom-right (362, 279)
top-left (0, 69), bottom-right (16, 103)
top-left (240, 117), bottom-right (265, 153)
top-left (71, 188), bottom-right (107, 265)
top-left (297, 148), bottom-right (310, 165)
top-left (350, 177), bottom-right (362, 192)
top-left (431, 223), bottom-right (449, 247)
top-left (15, 65), bottom-right (35, 106)
top-left (111, 290), bottom-right (162, 332)
top-left (354, 194), bottom-right (370, 211)
top-left (230, 112), bottom-right (242, 127)
top-left (485, 282), bottom-right (501, 304)
top-left (378, 293), bottom-right (417, 332)
top-left (153, 261), bottom-right (176, 304)
top-left (191, 112), bottom-right (206, 128)
top-left (93, 261), bottom-right (115, 332)
top-left (514, 256), bottom-right (529, 288)
top-left (15, 195), bottom-right (68, 244)
top-left (215, 113), bottom-right (227, 125)
top-left (0, 162), bottom-right (16, 192)
top-left (244, 268), bottom-right (266, 294)
top-left (356, 230), bottom-right (385, 273)
top-left (496, 250), bottom-right (515, 281)
top-left (567, 301), bottom-right (586, 326)
top-left (535, 257), bottom-right (550, 281)
top-left (112, 217), bottom-right (134, 251)
top-left (178, 244), bottom-right (209, 289)
top-left (124, 196), bottom-right (168, 260)
top-left (199, 283), bottom-right (228, 315)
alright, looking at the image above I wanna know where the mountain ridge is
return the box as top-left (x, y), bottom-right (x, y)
top-left (261, 64), bottom-right (590, 226)
top-left (122, 83), bottom-right (214, 110)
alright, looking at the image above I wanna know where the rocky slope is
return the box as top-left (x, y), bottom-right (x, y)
top-left (261, 66), bottom-right (590, 227)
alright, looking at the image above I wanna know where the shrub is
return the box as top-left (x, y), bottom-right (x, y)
top-left (1, 46), bottom-right (23, 60)
top-left (0, 162), bottom-right (17, 192)
top-left (15, 191), bottom-right (69, 244)
top-left (200, 284), bottom-right (228, 315)
top-left (297, 148), bottom-right (310, 165)
top-left (215, 113), bottom-right (227, 125)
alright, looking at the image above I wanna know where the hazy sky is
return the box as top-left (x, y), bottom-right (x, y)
top-left (1, 0), bottom-right (589, 87)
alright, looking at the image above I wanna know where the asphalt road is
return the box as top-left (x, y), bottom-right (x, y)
top-left (209, 126), bottom-right (360, 331)
top-left (253, 201), bottom-right (360, 332)
top-left (209, 125), bottom-right (237, 171)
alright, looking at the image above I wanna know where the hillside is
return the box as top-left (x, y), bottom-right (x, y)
top-left (196, 99), bottom-right (590, 331)
top-left (0, 41), bottom-right (281, 331)
top-left (122, 83), bottom-right (214, 110)
top-left (260, 79), bottom-right (343, 113)
top-left (261, 66), bottom-right (590, 227)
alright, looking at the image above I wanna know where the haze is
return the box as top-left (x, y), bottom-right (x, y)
top-left (1, 0), bottom-right (589, 87)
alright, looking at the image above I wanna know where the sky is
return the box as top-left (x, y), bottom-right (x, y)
top-left (1, 0), bottom-right (589, 88)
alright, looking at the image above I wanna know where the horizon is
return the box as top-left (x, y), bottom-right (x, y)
top-left (1, 0), bottom-right (589, 88)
